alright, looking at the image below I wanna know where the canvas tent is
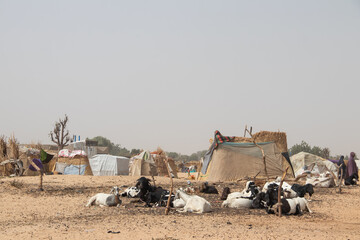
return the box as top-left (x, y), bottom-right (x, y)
top-left (290, 152), bottom-right (338, 177)
top-left (201, 130), bottom-right (294, 181)
top-left (89, 154), bottom-right (130, 176)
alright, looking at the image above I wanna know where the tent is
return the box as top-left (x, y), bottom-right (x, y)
top-left (204, 142), bottom-right (292, 181)
top-left (89, 154), bottom-right (130, 176)
top-left (201, 130), bottom-right (294, 181)
top-left (129, 151), bottom-right (158, 176)
top-left (290, 152), bottom-right (338, 177)
top-left (129, 150), bottom-right (178, 177)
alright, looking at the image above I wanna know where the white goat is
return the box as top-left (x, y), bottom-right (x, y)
top-left (86, 186), bottom-right (122, 207)
top-left (176, 189), bottom-right (211, 213)
top-left (222, 197), bottom-right (253, 208)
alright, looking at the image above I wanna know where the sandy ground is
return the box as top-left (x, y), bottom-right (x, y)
top-left (0, 175), bottom-right (359, 240)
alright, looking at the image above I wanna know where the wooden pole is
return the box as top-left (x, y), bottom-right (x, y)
top-left (164, 156), bottom-right (174, 215)
top-left (28, 159), bottom-right (44, 191)
top-left (277, 167), bottom-right (289, 217)
top-left (245, 127), bottom-right (269, 180)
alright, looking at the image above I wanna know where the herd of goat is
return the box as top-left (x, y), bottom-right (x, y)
top-left (86, 176), bottom-right (315, 216)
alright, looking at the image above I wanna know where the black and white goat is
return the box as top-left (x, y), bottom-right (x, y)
top-left (259, 184), bottom-right (312, 215)
top-left (121, 187), bottom-right (140, 198)
top-left (221, 181), bottom-right (260, 208)
top-left (86, 186), bottom-right (122, 207)
top-left (263, 178), bottom-right (298, 199)
top-left (135, 177), bottom-right (174, 207)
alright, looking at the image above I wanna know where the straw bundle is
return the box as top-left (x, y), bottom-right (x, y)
top-left (153, 147), bottom-right (178, 178)
top-left (233, 131), bottom-right (288, 152)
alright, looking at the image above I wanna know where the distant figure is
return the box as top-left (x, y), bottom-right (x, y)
top-left (337, 156), bottom-right (346, 179)
top-left (345, 152), bottom-right (358, 179)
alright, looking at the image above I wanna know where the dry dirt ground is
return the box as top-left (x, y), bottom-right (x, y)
top-left (0, 175), bottom-right (359, 240)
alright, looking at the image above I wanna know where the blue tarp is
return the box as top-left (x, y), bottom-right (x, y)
top-left (63, 164), bottom-right (87, 175)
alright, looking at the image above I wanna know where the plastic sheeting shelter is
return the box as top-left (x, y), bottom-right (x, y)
top-left (89, 154), bottom-right (130, 176)
top-left (204, 142), bottom-right (292, 182)
top-left (290, 152), bottom-right (338, 177)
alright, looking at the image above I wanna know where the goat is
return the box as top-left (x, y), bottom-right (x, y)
top-left (291, 184), bottom-right (314, 198)
top-left (121, 187), bottom-right (140, 198)
top-left (221, 181), bottom-right (260, 209)
top-left (263, 179), bottom-right (298, 199)
top-left (172, 191), bottom-right (186, 208)
top-left (176, 189), bottom-right (211, 213)
top-left (269, 197), bottom-right (313, 215)
top-left (263, 185), bottom-right (312, 215)
top-left (220, 187), bottom-right (231, 200)
top-left (251, 192), bottom-right (267, 209)
top-left (199, 182), bottom-right (218, 194)
top-left (135, 177), bottom-right (173, 207)
top-left (86, 186), bottom-right (122, 207)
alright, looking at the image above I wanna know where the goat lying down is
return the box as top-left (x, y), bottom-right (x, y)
top-left (136, 177), bottom-right (174, 207)
top-left (222, 181), bottom-right (260, 209)
top-left (121, 187), bottom-right (140, 198)
top-left (86, 186), bottom-right (122, 207)
top-left (269, 197), bottom-right (313, 215)
top-left (176, 189), bottom-right (211, 213)
top-left (256, 184), bottom-right (312, 215)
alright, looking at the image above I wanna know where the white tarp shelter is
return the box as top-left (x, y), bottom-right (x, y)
top-left (290, 152), bottom-right (338, 177)
top-left (89, 154), bottom-right (130, 176)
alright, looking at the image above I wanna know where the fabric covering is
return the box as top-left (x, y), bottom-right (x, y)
top-left (205, 142), bottom-right (285, 181)
top-left (129, 151), bottom-right (158, 176)
top-left (55, 162), bottom-right (68, 174)
top-left (290, 152), bottom-right (338, 177)
top-left (346, 152), bottom-right (358, 178)
top-left (29, 159), bottom-right (44, 171)
top-left (201, 130), bottom-right (235, 174)
top-left (40, 149), bottom-right (54, 164)
top-left (63, 164), bottom-right (87, 175)
top-left (89, 154), bottom-right (130, 176)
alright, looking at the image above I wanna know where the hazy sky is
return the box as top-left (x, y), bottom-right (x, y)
top-left (1, 1), bottom-right (359, 156)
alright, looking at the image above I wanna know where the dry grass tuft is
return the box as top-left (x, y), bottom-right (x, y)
top-left (7, 134), bottom-right (20, 159)
top-left (10, 179), bottom-right (24, 189)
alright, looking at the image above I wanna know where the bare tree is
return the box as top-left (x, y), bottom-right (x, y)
top-left (49, 114), bottom-right (71, 150)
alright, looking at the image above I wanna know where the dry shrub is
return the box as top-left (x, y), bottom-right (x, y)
top-left (28, 142), bottom-right (42, 150)
top-left (0, 135), bottom-right (6, 161)
top-left (10, 179), bottom-right (24, 189)
top-left (7, 134), bottom-right (20, 159)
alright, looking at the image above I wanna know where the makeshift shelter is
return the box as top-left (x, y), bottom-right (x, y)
top-left (290, 152), bottom-right (338, 177)
top-left (201, 130), bottom-right (294, 181)
top-left (48, 149), bottom-right (93, 175)
top-left (129, 150), bottom-right (178, 177)
top-left (129, 151), bottom-right (158, 176)
top-left (89, 154), bottom-right (130, 176)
